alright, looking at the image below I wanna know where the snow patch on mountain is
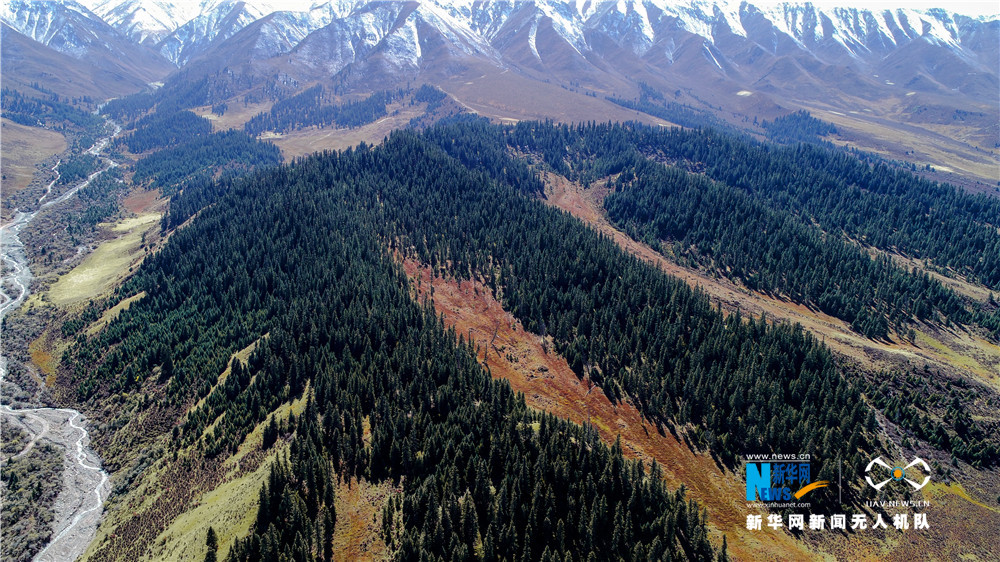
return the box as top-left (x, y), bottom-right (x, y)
top-left (2, 0), bottom-right (98, 53)
top-left (5, 0), bottom-right (996, 76)
top-left (381, 15), bottom-right (421, 69)
top-left (528, 13), bottom-right (541, 60)
top-left (414, 2), bottom-right (498, 59)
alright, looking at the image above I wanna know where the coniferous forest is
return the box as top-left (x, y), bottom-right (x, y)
top-left (2, 0), bottom-right (997, 557)
top-left (1, 87), bottom-right (102, 129)
top-left (243, 86), bottom-right (408, 136)
top-left (491, 121), bottom-right (1000, 341)
top-left (59, 114), bottom-right (1000, 560)
top-left (70, 128), bottom-right (734, 562)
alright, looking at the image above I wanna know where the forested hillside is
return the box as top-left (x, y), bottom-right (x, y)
top-left (1, 87), bottom-right (102, 129)
top-left (5, 0), bottom-right (998, 558)
top-left (243, 86), bottom-right (408, 136)
top-left (120, 110), bottom-right (212, 153)
top-left (57, 117), bottom-right (1000, 559)
top-left (68, 124), bottom-right (739, 561)
top-left (483, 121), bottom-right (1000, 341)
top-left (602, 158), bottom-right (975, 339)
top-left (130, 129), bottom-right (281, 190)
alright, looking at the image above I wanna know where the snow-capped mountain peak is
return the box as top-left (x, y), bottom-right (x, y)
top-left (3, 0), bottom-right (995, 94)
top-left (2, 0), bottom-right (108, 56)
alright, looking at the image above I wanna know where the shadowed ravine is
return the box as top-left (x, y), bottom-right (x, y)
top-left (0, 118), bottom-right (119, 562)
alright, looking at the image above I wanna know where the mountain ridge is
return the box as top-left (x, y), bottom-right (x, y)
top-left (6, 0), bottom-right (995, 72)
top-left (2, 1), bottom-right (997, 186)
top-left (5, 0), bottom-right (994, 188)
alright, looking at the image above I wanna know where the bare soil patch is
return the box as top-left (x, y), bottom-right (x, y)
top-left (332, 478), bottom-right (397, 562)
top-left (121, 189), bottom-right (161, 215)
top-left (401, 258), bottom-right (815, 561)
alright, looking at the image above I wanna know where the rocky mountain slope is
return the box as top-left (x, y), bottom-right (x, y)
top-left (5, 1), bottom-right (994, 189)
top-left (5, 0), bottom-right (994, 98)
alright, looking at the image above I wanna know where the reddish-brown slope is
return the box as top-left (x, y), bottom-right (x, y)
top-left (401, 258), bottom-right (816, 561)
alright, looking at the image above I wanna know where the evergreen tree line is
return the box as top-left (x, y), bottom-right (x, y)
top-left (1, 87), bottom-right (102, 129)
top-left (160, 173), bottom-right (225, 229)
top-left (226, 298), bottom-right (719, 561)
top-left (414, 84), bottom-right (447, 105)
top-left (600, 157), bottom-right (974, 339)
top-left (866, 369), bottom-right (998, 467)
top-left (488, 120), bottom-right (1000, 338)
top-left (761, 110), bottom-right (837, 144)
top-left (56, 153), bottom-right (100, 185)
top-left (69, 129), bottom-right (722, 559)
top-left (500, 121), bottom-right (1000, 289)
top-left (101, 92), bottom-right (157, 122)
top-left (154, 75), bottom-right (215, 115)
top-left (75, 120), bottom-right (879, 489)
top-left (61, 116), bottom-right (1000, 562)
top-left (100, 72), bottom-right (233, 124)
top-left (398, 123), bottom-right (880, 473)
top-left (243, 86), bottom-right (407, 136)
top-left (119, 110), bottom-right (213, 153)
top-left (162, 86), bottom-right (443, 232)
top-left (65, 166), bottom-right (126, 237)
top-left (132, 129), bottom-right (281, 190)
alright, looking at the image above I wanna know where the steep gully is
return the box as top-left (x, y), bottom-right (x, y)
top-left (1, 118), bottom-right (120, 561)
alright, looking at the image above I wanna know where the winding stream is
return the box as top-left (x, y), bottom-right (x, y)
top-left (1, 119), bottom-right (120, 562)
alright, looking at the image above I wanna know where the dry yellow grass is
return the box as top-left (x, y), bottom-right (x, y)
top-left (144, 391), bottom-right (309, 562)
top-left (331, 478), bottom-right (397, 562)
top-left (85, 292), bottom-right (145, 336)
top-left (270, 104), bottom-right (426, 159)
top-left (438, 71), bottom-right (674, 127)
top-left (201, 78), bottom-right (676, 163)
top-left (0, 118), bottom-right (66, 192)
top-left (801, 105), bottom-right (998, 185)
top-left (28, 338), bottom-right (57, 379)
top-left (812, 481), bottom-right (1000, 561)
top-left (83, 385), bottom-right (310, 562)
top-left (47, 213), bottom-right (160, 305)
top-left (147, 448), bottom-right (280, 562)
top-left (193, 101), bottom-right (274, 132)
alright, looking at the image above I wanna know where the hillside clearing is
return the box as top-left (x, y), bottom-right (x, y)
top-left (47, 213), bottom-right (159, 305)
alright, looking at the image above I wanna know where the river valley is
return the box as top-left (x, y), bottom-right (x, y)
top-left (1, 119), bottom-right (120, 562)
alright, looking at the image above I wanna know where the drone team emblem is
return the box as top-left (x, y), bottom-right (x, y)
top-left (865, 457), bottom-right (931, 491)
